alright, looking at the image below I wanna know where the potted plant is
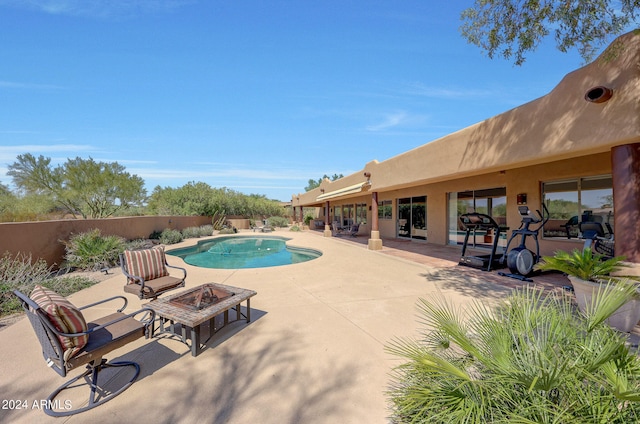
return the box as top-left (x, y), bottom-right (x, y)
top-left (535, 247), bottom-right (640, 332)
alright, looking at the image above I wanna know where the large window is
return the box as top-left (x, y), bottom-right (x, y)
top-left (448, 187), bottom-right (507, 247)
top-left (398, 196), bottom-right (427, 240)
top-left (542, 175), bottom-right (613, 239)
top-left (356, 203), bottom-right (367, 224)
top-left (378, 200), bottom-right (392, 220)
top-left (334, 204), bottom-right (355, 227)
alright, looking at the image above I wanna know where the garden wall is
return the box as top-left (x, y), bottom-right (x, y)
top-left (0, 215), bottom-right (212, 268)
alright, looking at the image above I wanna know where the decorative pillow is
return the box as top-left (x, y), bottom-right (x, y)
top-left (124, 247), bottom-right (169, 284)
top-left (30, 285), bottom-right (88, 360)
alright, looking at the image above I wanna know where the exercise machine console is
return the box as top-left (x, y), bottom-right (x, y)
top-left (458, 213), bottom-right (504, 271)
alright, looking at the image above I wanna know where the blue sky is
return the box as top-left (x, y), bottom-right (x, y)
top-left (0, 1), bottom-right (596, 201)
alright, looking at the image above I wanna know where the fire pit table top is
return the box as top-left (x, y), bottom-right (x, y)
top-left (144, 283), bottom-right (257, 328)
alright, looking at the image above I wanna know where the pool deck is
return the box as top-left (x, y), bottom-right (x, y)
top-left (0, 229), bottom-right (610, 423)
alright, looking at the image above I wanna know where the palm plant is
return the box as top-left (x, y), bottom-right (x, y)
top-left (386, 284), bottom-right (640, 423)
top-left (534, 247), bottom-right (627, 281)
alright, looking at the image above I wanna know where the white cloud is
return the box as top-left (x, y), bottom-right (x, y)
top-left (401, 82), bottom-right (494, 99)
top-left (0, 0), bottom-right (196, 18)
top-left (132, 165), bottom-right (312, 182)
top-left (0, 80), bottom-right (66, 90)
top-left (0, 144), bottom-right (96, 162)
top-left (365, 111), bottom-right (428, 132)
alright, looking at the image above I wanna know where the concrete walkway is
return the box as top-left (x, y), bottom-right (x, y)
top-left (0, 230), bottom-right (550, 424)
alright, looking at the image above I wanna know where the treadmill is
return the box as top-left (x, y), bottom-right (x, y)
top-left (458, 212), bottom-right (504, 272)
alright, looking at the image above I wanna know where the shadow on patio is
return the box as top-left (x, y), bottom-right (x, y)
top-left (309, 229), bottom-right (571, 294)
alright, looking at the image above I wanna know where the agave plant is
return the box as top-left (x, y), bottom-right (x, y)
top-left (386, 284), bottom-right (640, 423)
top-left (63, 229), bottom-right (126, 271)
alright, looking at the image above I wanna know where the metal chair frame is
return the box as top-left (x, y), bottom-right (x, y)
top-left (14, 290), bottom-right (154, 417)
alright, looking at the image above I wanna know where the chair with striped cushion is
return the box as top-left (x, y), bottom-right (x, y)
top-left (119, 246), bottom-right (187, 300)
top-left (14, 285), bottom-right (154, 417)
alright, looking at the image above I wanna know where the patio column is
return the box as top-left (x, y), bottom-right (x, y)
top-left (612, 143), bottom-right (640, 262)
top-left (299, 206), bottom-right (304, 227)
top-left (368, 191), bottom-right (383, 250)
top-left (324, 201), bottom-right (332, 237)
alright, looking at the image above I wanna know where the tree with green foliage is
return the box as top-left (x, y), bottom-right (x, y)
top-left (305, 174), bottom-right (344, 191)
top-left (147, 182), bottom-right (286, 218)
top-left (461, 0), bottom-right (640, 65)
top-left (7, 154), bottom-right (146, 219)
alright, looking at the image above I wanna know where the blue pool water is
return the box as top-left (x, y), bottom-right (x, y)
top-left (166, 236), bottom-right (322, 269)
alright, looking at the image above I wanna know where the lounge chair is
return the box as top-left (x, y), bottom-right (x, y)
top-left (13, 286), bottom-right (154, 417)
top-left (252, 220), bottom-right (273, 232)
top-left (348, 223), bottom-right (360, 237)
top-left (119, 246), bottom-right (186, 300)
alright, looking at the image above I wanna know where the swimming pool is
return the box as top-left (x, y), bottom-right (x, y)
top-left (166, 235), bottom-right (322, 269)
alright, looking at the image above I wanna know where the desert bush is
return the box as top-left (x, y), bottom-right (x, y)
top-left (63, 229), bottom-right (127, 271)
top-left (0, 252), bottom-right (97, 316)
top-left (159, 229), bottom-right (183, 245)
top-left (126, 239), bottom-right (155, 250)
top-left (197, 225), bottom-right (214, 236)
top-left (181, 226), bottom-right (202, 239)
top-left (267, 216), bottom-right (289, 228)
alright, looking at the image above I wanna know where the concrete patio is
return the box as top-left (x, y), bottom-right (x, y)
top-left (0, 230), bottom-right (570, 423)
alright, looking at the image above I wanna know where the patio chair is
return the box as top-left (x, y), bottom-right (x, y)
top-left (119, 246), bottom-right (187, 300)
top-left (332, 221), bottom-right (345, 236)
top-left (348, 223), bottom-right (360, 237)
top-left (252, 220), bottom-right (273, 232)
top-left (14, 286), bottom-right (154, 417)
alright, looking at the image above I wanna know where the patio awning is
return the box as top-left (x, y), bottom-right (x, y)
top-left (316, 182), bottom-right (370, 201)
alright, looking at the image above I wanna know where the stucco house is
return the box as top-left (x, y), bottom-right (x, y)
top-left (291, 30), bottom-right (640, 263)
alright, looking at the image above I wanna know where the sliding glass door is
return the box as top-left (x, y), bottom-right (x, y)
top-left (397, 196), bottom-right (427, 240)
top-left (448, 188), bottom-right (506, 248)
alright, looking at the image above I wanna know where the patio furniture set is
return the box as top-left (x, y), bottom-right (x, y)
top-left (13, 246), bottom-right (256, 417)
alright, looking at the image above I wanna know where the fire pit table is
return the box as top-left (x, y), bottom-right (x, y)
top-left (144, 283), bottom-right (257, 356)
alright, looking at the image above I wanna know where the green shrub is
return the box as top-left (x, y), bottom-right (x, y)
top-left (267, 216), bottom-right (289, 228)
top-left (303, 213), bottom-right (314, 226)
top-left (386, 284), bottom-right (640, 423)
top-left (159, 229), bottom-right (183, 245)
top-left (197, 225), bottom-right (214, 236)
top-left (126, 239), bottom-right (155, 250)
top-left (181, 226), bottom-right (202, 239)
top-left (63, 229), bottom-right (126, 271)
top-left (289, 225), bottom-right (301, 232)
top-left (180, 225), bottom-right (213, 238)
top-left (0, 252), bottom-right (97, 316)
top-left (219, 227), bottom-right (237, 234)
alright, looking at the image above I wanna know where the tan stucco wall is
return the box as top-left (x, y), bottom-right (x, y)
top-left (0, 215), bottom-right (212, 267)
top-left (310, 152), bottom-right (612, 257)
top-left (292, 31), bottom-right (640, 209)
top-left (291, 31), bottom-right (639, 259)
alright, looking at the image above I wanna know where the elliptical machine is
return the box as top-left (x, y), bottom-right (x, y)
top-left (498, 204), bottom-right (549, 282)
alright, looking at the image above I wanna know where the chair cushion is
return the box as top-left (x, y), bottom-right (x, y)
top-left (124, 247), bottom-right (169, 284)
top-left (67, 312), bottom-right (145, 370)
top-left (124, 275), bottom-right (184, 298)
top-left (30, 285), bottom-right (88, 360)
